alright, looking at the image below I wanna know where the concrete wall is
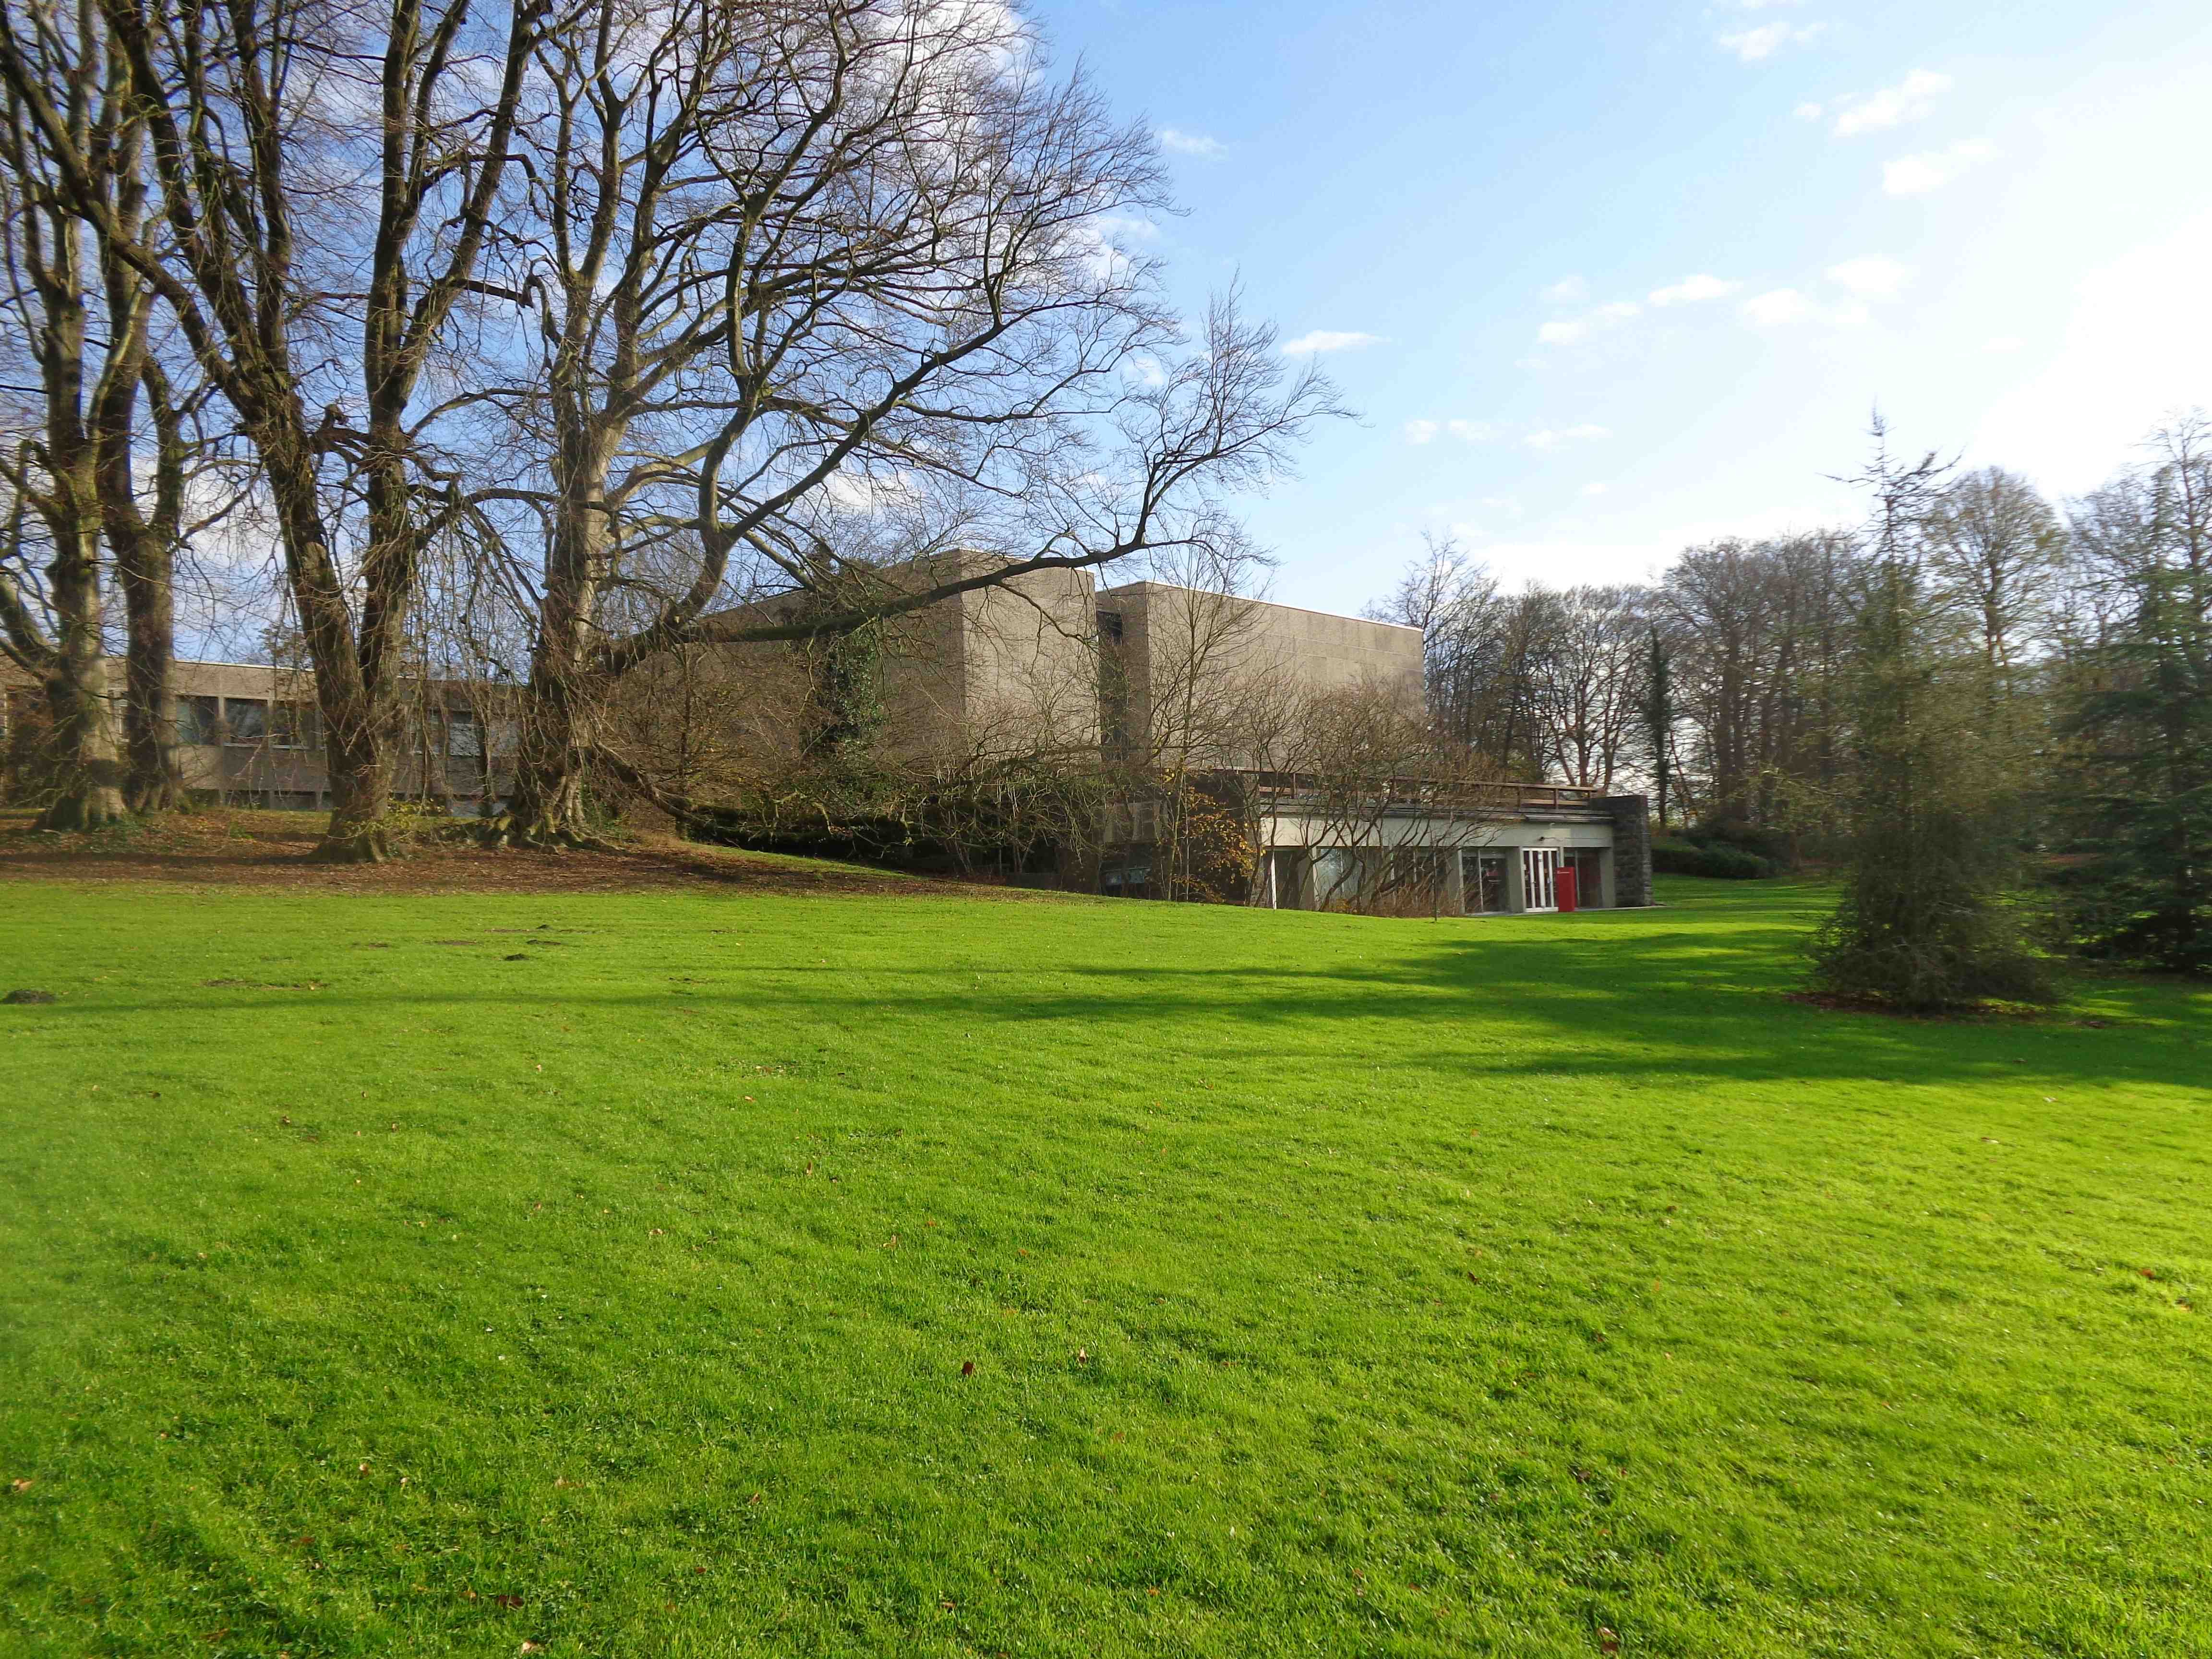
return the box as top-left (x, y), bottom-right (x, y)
top-left (1095, 581), bottom-right (1424, 769)
top-left (2, 657), bottom-right (513, 810)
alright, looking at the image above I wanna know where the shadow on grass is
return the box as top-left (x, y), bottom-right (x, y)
top-left (61, 918), bottom-right (2206, 1094)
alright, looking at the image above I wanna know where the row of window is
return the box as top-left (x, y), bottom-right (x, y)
top-left (175, 696), bottom-right (488, 757)
top-left (177, 695), bottom-right (315, 749)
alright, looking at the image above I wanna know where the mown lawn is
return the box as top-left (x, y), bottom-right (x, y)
top-left (1, 875), bottom-right (2207, 1658)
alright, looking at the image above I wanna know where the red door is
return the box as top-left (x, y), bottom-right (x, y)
top-left (1555, 866), bottom-right (1578, 912)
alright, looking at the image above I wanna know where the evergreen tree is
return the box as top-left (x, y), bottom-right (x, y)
top-left (2053, 420), bottom-right (2212, 974)
top-left (1808, 421), bottom-right (2056, 1009)
top-left (1639, 625), bottom-right (1673, 829)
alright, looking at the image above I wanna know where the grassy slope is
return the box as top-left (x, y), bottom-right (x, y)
top-left (0, 878), bottom-right (2207, 1658)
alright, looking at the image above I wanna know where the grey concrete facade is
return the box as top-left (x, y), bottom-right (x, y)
top-left (1, 657), bottom-right (515, 811)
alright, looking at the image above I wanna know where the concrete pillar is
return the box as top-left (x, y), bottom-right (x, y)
top-left (1601, 795), bottom-right (1653, 907)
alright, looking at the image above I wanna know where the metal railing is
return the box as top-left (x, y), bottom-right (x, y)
top-left (1235, 769), bottom-right (1611, 817)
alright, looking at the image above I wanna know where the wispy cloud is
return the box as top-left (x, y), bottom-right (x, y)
top-left (1525, 424), bottom-right (1610, 451)
top-left (1717, 21), bottom-right (1823, 61)
top-left (1649, 273), bottom-right (1743, 306)
top-left (1984, 335), bottom-right (2024, 355)
top-left (1156, 126), bottom-right (1225, 158)
top-left (1826, 256), bottom-right (1912, 298)
top-left (1580, 481), bottom-right (1611, 498)
top-left (1536, 300), bottom-right (1640, 346)
top-left (1827, 69), bottom-right (1950, 137)
top-left (1542, 275), bottom-right (1589, 305)
top-left (1281, 329), bottom-right (1382, 356)
top-left (1403, 418), bottom-right (1498, 446)
top-left (1882, 139), bottom-right (1996, 196)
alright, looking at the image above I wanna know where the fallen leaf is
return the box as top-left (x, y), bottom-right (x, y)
top-left (961, 1360), bottom-right (976, 1377)
top-left (9, 1478), bottom-right (31, 1493)
top-left (493, 1593), bottom-right (523, 1609)
top-left (1599, 1628), bottom-right (1621, 1654)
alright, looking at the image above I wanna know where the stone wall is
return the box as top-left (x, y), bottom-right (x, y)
top-left (1602, 794), bottom-right (1654, 907)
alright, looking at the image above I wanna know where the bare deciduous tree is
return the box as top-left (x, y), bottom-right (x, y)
top-left (453, 0), bottom-right (1338, 845)
top-left (3, 0), bottom-right (545, 856)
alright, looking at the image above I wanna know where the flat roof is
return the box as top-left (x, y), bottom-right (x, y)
top-left (1094, 581), bottom-right (1424, 634)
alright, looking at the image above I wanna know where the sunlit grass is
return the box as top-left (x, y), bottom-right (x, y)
top-left (2, 876), bottom-right (2207, 1656)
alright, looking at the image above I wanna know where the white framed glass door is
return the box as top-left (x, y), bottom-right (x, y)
top-left (1521, 847), bottom-right (1559, 912)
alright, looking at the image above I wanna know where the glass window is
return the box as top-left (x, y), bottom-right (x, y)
top-left (222, 698), bottom-right (267, 745)
top-left (444, 709), bottom-right (481, 757)
top-left (270, 701), bottom-right (318, 749)
top-left (1464, 850), bottom-right (1508, 914)
top-left (177, 695), bottom-right (222, 745)
top-left (1521, 847), bottom-right (1559, 911)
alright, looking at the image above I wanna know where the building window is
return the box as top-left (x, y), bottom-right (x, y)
top-left (1521, 847), bottom-right (1559, 912)
top-left (271, 700), bottom-right (319, 750)
top-left (222, 698), bottom-right (267, 745)
top-left (1463, 850), bottom-right (1507, 914)
top-left (178, 695), bottom-right (222, 745)
top-left (1566, 850), bottom-right (1604, 909)
top-left (444, 709), bottom-right (481, 757)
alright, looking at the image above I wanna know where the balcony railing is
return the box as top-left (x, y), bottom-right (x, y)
top-left (1235, 769), bottom-right (1611, 816)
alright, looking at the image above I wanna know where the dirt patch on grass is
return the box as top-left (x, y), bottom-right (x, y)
top-left (0, 809), bottom-right (1069, 901)
top-left (1781, 990), bottom-right (2104, 1026)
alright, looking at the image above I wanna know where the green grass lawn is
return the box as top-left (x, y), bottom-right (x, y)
top-left (1, 876), bottom-right (2207, 1658)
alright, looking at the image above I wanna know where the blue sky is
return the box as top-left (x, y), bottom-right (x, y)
top-left (1030, 0), bottom-right (2212, 613)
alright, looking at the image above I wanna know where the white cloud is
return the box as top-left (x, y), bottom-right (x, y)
top-left (1882, 139), bottom-right (1997, 196)
top-left (1826, 256), bottom-right (1912, 298)
top-left (1793, 100), bottom-right (1826, 122)
top-left (1536, 300), bottom-right (1640, 346)
top-left (1741, 287), bottom-right (1814, 327)
top-left (1580, 482), bottom-right (1610, 498)
top-left (1525, 423), bottom-right (1610, 450)
top-left (1542, 275), bottom-right (1589, 305)
top-left (1156, 127), bottom-right (1225, 158)
top-left (1717, 22), bottom-right (1823, 61)
top-left (1649, 273), bottom-right (1743, 306)
top-left (1831, 70), bottom-right (1950, 137)
top-left (1280, 329), bottom-right (1383, 356)
top-left (1984, 335), bottom-right (2024, 355)
top-left (1403, 419), bottom-right (1440, 445)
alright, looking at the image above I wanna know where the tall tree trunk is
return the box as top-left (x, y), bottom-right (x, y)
top-left (501, 422), bottom-right (617, 844)
top-left (102, 351), bottom-right (183, 813)
top-left (37, 521), bottom-right (126, 830)
top-left (113, 522), bottom-right (177, 811)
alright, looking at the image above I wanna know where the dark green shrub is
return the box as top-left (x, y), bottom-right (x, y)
top-left (1652, 837), bottom-right (1773, 879)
